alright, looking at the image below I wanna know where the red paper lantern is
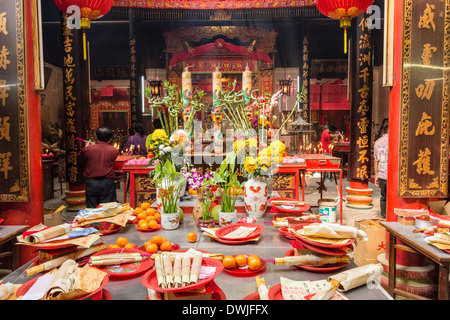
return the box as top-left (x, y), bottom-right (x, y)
top-left (54, 0), bottom-right (114, 29)
top-left (315, 0), bottom-right (374, 53)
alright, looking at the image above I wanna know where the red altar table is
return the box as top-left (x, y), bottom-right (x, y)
top-left (120, 165), bottom-right (154, 208)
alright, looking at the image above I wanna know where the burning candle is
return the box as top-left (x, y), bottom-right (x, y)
top-left (138, 145), bottom-right (141, 154)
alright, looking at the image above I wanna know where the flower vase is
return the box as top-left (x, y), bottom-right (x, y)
top-left (156, 187), bottom-right (181, 212)
top-left (219, 210), bottom-right (237, 227)
top-left (161, 212), bottom-right (180, 230)
top-left (243, 178), bottom-right (268, 218)
top-left (192, 189), bottom-right (204, 223)
top-left (196, 217), bottom-right (215, 230)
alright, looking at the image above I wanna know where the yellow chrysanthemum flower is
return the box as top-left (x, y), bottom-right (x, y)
top-left (234, 140), bottom-right (246, 153)
top-left (244, 156), bottom-right (258, 173)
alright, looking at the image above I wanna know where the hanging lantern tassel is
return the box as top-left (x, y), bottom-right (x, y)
top-left (340, 17), bottom-right (351, 54)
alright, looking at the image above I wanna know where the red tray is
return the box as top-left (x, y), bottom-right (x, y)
top-left (215, 223), bottom-right (264, 241)
top-left (285, 249), bottom-right (348, 272)
top-left (101, 289), bottom-right (112, 300)
top-left (141, 257), bottom-right (224, 293)
top-left (90, 247), bottom-right (154, 279)
top-left (16, 272), bottom-right (109, 300)
top-left (223, 255), bottom-right (266, 277)
top-left (290, 239), bottom-right (351, 256)
top-left (268, 283), bottom-right (283, 300)
top-left (268, 197), bottom-right (310, 214)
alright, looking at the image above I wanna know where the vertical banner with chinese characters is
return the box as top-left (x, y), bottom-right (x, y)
top-left (399, 0), bottom-right (450, 198)
top-left (62, 15), bottom-right (89, 186)
top-left (0, 0), bottom-right (30, 202)
top-left (299, 25), bottom-right (311, 124)
top-left (349, 14), bottom-right (373, 184)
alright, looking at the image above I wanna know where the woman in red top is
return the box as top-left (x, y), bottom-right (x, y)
top-left (321, 124), bottom-right (331, 154)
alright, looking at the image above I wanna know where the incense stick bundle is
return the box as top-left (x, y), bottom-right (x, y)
top-left (302, 223), bottom-right (368, 241)
top-left (181, 255), bottom-right (191, 286)
top-left (189, 252), bottom-right (203, 284)
top-left (274, 254), bottom-right (350, 267)
top-left (255, 276), bottom-right (269, 300)
top-left (154, 255), bottom-right (166, 288)
top-left (162, 254), bottom-right (174, 288)
top-left (327, 263), bottom-right (383, 292)
top-left (173, 256), bottom-right (182, 288)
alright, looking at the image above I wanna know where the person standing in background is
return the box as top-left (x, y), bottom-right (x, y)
top-left (125, 122), bottom-right (147, 156)
top-left (374, 124), bottom-right (389, 219)
top-left (80, 126), bottom-right (119, 208)
top-left (321, 124), bottom-right (331, 154)
top-left (119, 126), bottom-right (135, 154)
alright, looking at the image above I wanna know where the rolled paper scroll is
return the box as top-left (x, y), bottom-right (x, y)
top-left (0, 283), bottom-right (15, 300)
top-left (327, 263), bottom-right (383, 292)
top-left (173, 255), bottom-right (182, 288)
top-left (189, 252), bottom-right (203, 284)
top-left (25, 242), bottom-right (106, 276)
top-left (154, 255), bottom-right (166, 288)
top-left (212, 67), bottom-right (223, 154)
top-left (162, 254), bottom-right (174, 288)
top-left (255, 276), bottom-right (269, 300)
top-left (274, 254), bottom-right (350, 267)
top-left (89, 253), bottom-right (144, 266)
top-left (45, 259), bottom-right (78, 299)
top-left (181, 255), bottom-right (191, 286)
top-left (21, 223), bottom-right (72, 244)
top-left (302, 223), bottom-right (368, 241)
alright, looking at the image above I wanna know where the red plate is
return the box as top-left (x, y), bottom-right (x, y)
top-left (289, 224), bottom-right (355, 248)
top-left (278, 227), bottom-right (295, 240)
top-left (16, 272), bottom-right (109, 300)
top-left (268, 283), bottom-right (283, 300)
top-left (215, 223), bottom-right (264, 241)
top-left (84, 221), bottom-right (122, 235)
top-left (243, 292), bottom-right (260, 300)
top-left (289, 239), bottom-right (351, 256)
top-left (268, 197), bottom-right (311, 214)
top-left (141, 257), bottom-right (224, 293)
top-left (0, 219), bottom-right (3, 224)
top-left (285, 249), bottom-right (348, 272)
top-left (223, 255), bottom-right (266, 277)
top-left (101, 289), bottom-right (112, 300)
top-left (90, 247), bottom-right (154, 278)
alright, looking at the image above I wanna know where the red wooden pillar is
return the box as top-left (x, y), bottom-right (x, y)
top-left (386, 0), bottom-right (428, 221)
top-left (0, 0), bottom-right (44, 265)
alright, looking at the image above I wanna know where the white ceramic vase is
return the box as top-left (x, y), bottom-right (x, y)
top-left (219, 210), bottom-right (237, 227)
top-left (243, 178), bottom-right (268, 218)
top-left (161, 212), bottom-right (180, 230)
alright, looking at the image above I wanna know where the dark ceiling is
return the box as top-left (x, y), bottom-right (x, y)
top-left (41, 0), bottom-right (384, 71)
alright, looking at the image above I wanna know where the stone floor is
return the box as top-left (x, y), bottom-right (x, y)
top-left (44, 172), bottom-right (383, 227)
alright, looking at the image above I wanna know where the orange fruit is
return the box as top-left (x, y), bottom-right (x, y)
top-left (222, 255), bottom-right (236, 269)
top-left (138, 220), bottom-right (149, 230)
top-left (151, 235), bottom-right (164, 247)
top-left (116, 237), bottom-right (128, 247)
top-left (146, 215), bottom-right (156, 221)
top-left (248, 256), bottom-right (262, 271)
top-left (160, 241), bottom-right (173, 251)
top-left (147, 207), bottom-right (156, 215)
top-left (134, 207), bottom-right (143, 215)
top-left (137, 212), bottom-right (147, 220)
top-left (148, 220), bottom-right (159, 229)
top-left (107, 244), bottom-right (120, 249)
top-left (154, 212), bottom-right (161, 220)
top-left (235, 255), bottom-right (247, 267)
top-left (145, 243), bottom-right (158, 253)
top-left (141, 202), bottom-right (151, 210)
top-left (187, 232), bottom-right (197, 243)
top-left (125, 243), bottom-right (135, 249)
top-left (247, 254), bottom-right (259, 261)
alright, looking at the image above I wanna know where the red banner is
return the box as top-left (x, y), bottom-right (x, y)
top-left (113, 0), bottom-right (315, 10)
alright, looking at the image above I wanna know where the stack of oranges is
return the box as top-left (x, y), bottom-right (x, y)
top-left (107, 237), bottom-right (136, 249)
top-left (222, 254), bottom-right (262, 271)
top-left (143, 235), bottom-right (173, 253)
top-left (134, 202), bottom-right (161, 231)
